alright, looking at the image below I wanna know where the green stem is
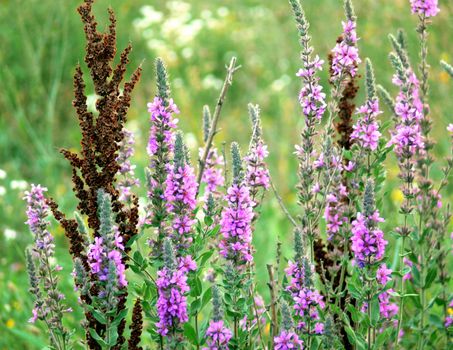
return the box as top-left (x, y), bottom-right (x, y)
top-left (395, 235), bottom-right (406, 348)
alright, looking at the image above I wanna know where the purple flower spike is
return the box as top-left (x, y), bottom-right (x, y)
top-left (410, 0), bottom-right (440, 17)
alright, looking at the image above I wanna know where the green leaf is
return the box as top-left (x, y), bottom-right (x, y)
top-left (370, 296), bottom-right (380, 327)
top-left (184, 323), bottom-right (198, 345)
top-left (89, 328), bottom-right (108, 347)
top-left (424, 267), bottom-right (437, 289)
top-left (190, 298), bottom-right (202, 316)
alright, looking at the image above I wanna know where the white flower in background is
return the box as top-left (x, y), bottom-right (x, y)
top-left (202, 74), bottom-right (223, 90)
top-left (217, 7), bottom-right (230, 17)
top-left (4, 228), bottom-right (17, 240)
top-left (166, 1), bottom-right (191, 15)
top-left (182, 47), bottom-right (194, 59)
top-left (133, 5), bottom-right (163, 30)
top-left (271, 75), bottom-right (291, 92)
top-left (184, 132), bottom-right (198, 151)
top-left (0, 169), bottom-right (6, 179)
top-left (0, 186), bottom-right (6, 196)
top-left (10, 180), bottom-right (28, 190)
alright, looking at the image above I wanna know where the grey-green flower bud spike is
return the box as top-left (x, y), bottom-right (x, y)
top-left (205, 193), bottom-right (216, 217)
top-left (365, 58), bottom-right (376, 101)
top-left (389, 53), bottom-right (406, 84)
top-left (302, 258), bottom-right (313, 288)
top-left (441, 60), bottom-right (453, 78)
top-left (173, 132), bottom-right (186, 169)
top-left (211, 285), bottom-right (223, 322)
top-left (203, 105), bottom-right (212, 143)
top-left (248, 103), bottom-right (262, 139)
top-left (163, 238), bottom-right (177, 271)
top-left (397, 29), bottom-right (407, 51)
top-left (344, 0), bottom-right (356, 21)
top-left (289, 0), bottom-right (309, 39)
top-left (73, 258), bottom-right (88, 294)
top-left (294, 229), bottom-right (304, 262)
top-left (363, 179), bottom-right (375, 218)
top-left (74, 212), bottom-right (89, 243)
top-left (97, 189), bottom-right (113, 239)
top-left (26, 249), bottom-right (39, 293)
top-left (389, 35), bottom-right (410, 70)
top-left (377, 85), bottom-right (396, 113)
top-left (231, 142), bottom-right (243, 184)
top-left (155, 58), bottom-right (170, 105)
top-left (280, 301), bottom-right (294, 331)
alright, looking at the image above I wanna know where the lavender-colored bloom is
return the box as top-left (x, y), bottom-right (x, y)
top-left (351, 99), bottom-right (382, 151)
top-left (410, 0), bottom-right (440, 17)
top-left (388, 69), bottom-right (424, 157)
top-left (116, 128), bottom-right (140, 204)
top-left (447, 124), bottom-right (453, 133)
top-left (219, 183), bottom-right (254, 265)
top-left (203, 320), bottom-right (233, 350)
top-left (296, 55), bottom-right (327, 120)
top-left (274, 331), bottom-right (304, 350)
top-left (379, 289), bottom-right (399, 319)
top-left (331, 20), bottom-right (361, 79)
top-left (324, 190), bottom-right (347, 241)
top-left (200, 147), bottom-right (225, 198)
top-left (290, 0), bottom-right (326, 120)
top-left (240, 294), bottom-right (266, 331)
top-left (24, 185), bottom-right (54, 255)
top-left (155, 240), bottom-right (196, 336)
top-left (351, 211), bottom-right (387, 266)
top-left (246, 104), bottom-right (270, 200)
top-left (24, 185), bottom-right (70, 345)
top-left (147, 96), bottom-right (179, 158)
top-left (164, 132), bottom-right (198, 250)
top-left (376, 264), bottom-right (392, 285)
top-left (88, 191), bottom-right (127, 288)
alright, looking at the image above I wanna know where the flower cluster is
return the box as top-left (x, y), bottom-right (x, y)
top-left (24, 185), bottom-right (54, 255)
top-left (219, 183), bottom-right (254, 265)
top-left (350, 211), bottom-right (387, 266)
top-left (203, 321), bottom-right (232, 350)
top-left (164, 133), bottom-right (198, 250)
top-left (331, 19), bottom-right (361, 79)
top-left (351, 98), bottom-right (382, 151)
top-left (201, 148), bottom-right (225, 198)
top-left (324, 187), bottom-right (348, 241)
top-left (410, 0), bottom-right (440, 17)
top-left (285, 242), bottom-right (325, 334)
top-left (388, 68), bottom-right (424, 157)
top-left (378, 290), bottom-right (399, 319)
top-left (24, 185), bottom-right (71, 347)
top-left (156, 240), bottom-right (196, 336)
top-left (296, 55), bottom-right (326, 120)
top-left (245, 104), bottom-right (270, 204)
top-left (87, 191), bottom-right (127, 289)
top-left (116, 128), bottom-right (140, 204)
top-left (274, 331), bottom-right (304, 350)
top-left (147, 96), bottom-right (179, 159)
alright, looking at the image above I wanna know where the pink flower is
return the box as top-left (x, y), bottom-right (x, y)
top-left (376, 264), bottom-right (392, 285)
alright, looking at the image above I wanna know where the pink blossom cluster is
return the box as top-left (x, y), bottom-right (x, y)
top-left (201, 148), bottom-right (225, 197)
top-left (351, 99), bottom-right (382, 151)
top-left (324, 186), bottom-right (348, 241)
top-left (331, 20), bottom-right (361, 79)
top-left (245, 141), bottom-right (270, 192)
top-left (410, 0), bottom-right (440, 17)
top-left (296, 55), bottom-right (326, 120)
top-left (156, 257), bottom-right (197, 336)
top-left (164, 163), bottom-right (198, 248)
top-left (24, 185), bottom-right (54, 255)
top-left (87, 229), bottom-right (127, 288)
top-left (351, 211), bottom-right (388, 266)
top-left (285, 260), bottom-right (325, 333)
top-left (274, 330), bottom-right (304, 350)
top-left (219, 184), bottom-right (254, 265)
top-left (388, 71), bottom-right (424, 157)
top-left (203, 320), bottom-right (232, 350)
top-left (147, 97), bottom-right (179, 158)
top-left (116, 128), bottom-right (140, 203)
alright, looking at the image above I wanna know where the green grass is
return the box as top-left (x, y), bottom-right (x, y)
top-left (0, 0), bottom-right (452, 348)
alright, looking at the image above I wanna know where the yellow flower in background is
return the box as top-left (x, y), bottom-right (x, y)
top-left (440, 71), bottom-right (450, 84)
top-left (13, 301), bottom-right (22, 311)
top-left (264, 322), bottom-right (270, 336)
top-left (6, 319), bottom-right (15, 328)
top-left (391, 189), bottom-right (404, 204)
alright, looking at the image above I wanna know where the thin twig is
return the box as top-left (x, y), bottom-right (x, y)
top-left (269, 175), bottom-right (298, 228)
top-left (267, 264), bottom-right (278, 347)
top-left (196, 57), bottom-right (241, 194)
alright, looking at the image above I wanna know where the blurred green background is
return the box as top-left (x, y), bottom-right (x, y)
top-left (0, 0), bottom-right (452, 348)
